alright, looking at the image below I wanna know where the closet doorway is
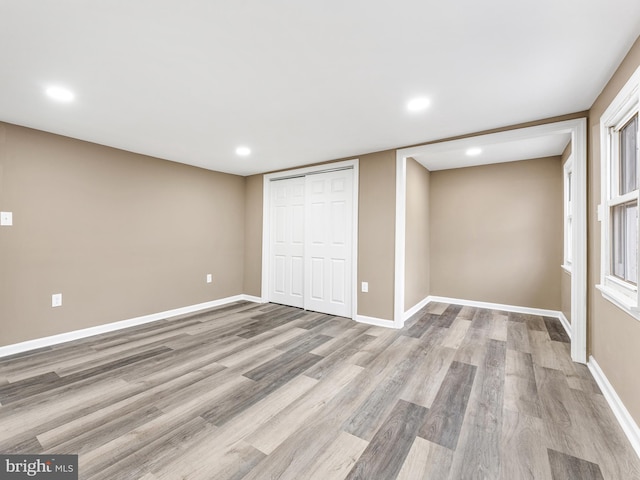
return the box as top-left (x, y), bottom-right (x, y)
top-left (262, 160), bottom-right (358, 318)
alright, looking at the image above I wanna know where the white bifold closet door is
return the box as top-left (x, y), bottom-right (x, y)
top-left (269, 168), bottom-right (353, 317)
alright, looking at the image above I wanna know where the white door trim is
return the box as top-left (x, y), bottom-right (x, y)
top-left (261, 159), bottom-right (359, 320)
top-left (394, 118), bottom-right (588, 363)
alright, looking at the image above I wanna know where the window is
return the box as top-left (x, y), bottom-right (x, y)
top-left (598, 66), bottom-right (640, 319)
top-left (563, 157), bottom-right (573, 270)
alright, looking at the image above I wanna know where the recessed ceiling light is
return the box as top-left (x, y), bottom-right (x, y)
top-left (407, 97), bottom-right (431, 112)
top-left (236, 146), bottom-right (251, 156)
top-left (466, 147), bottom-right (482, 156)
top-left (45, 86), bottom-right (75, 102)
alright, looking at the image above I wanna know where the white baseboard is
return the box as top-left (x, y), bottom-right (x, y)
top-left (0, 294), bottom-right (261, 359)
top-left (557, 312), bottom-right (572, 339)
top-left (242, 295), bottom-right (267, 304)
top-left (355, 314), bottom-right (398, 329)
top-left (588, 356), bottom-right (640, 459)
top-left (403, 296), bottom-right (431, 323)
top-left (424, 295), bottom-right (569, 333)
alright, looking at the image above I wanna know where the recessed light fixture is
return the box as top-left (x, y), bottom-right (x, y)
top-left (466, 147), bottom-right (482, 156)
top-left (235, 146), bottom-right (251, 156)
top-left (45, 86), bottom-right (75, 102)
top-left (407, 97), bottom-right (431, 112)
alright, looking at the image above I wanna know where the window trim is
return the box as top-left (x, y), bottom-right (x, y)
top-left (598, 65), bottom-right (640, 320)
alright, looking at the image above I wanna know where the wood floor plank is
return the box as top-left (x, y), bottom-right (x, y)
top-left (441, 318), bottom-right (471, 350)
top-left (1, 300), bottom-right (637, 479)
top-left (500, 409), bottom-right (552, 480)
top-left (202, 355), bottom-right (322, 426)
top-left (395, 436), bottom-right (453, 480)
top-left (507, 320), bottom-right (531, 353)
top-left (534, 364), bottom-right (596, 463)
top-left (448, 339), bottom-right (506, 480)
top-left (434, 304), bottom-right (463, 328)
top-left (524, 314), bottom-right (546, 332)
top-left (303, 431), bottom-right (368, 480)
top-left (345, 399), bottom-right (428, 480)
top-left (304, 333), bottom-right (376, 380)
top-left (529, 330), bottom-right (562, 370)
top-left (543, 317), bottom-right (570, 343)
top-left (470, 308), bottom-right (493, 330)
top-left (489, 312), bottom-right (509, 342)
top-left (425, 302), bottom-right (448, 315)
top-left (246, 363), bottom-right (363, 454)
top-left (418, 361), bottom-right (477, 450)
top-left (403, 313), bottom-right (438, 338)
top-left (547, 448), bottom-right (604, 480)
top-left (343, 337), bottom-right (424, 440)
top-left (569, 388), bottom-right (640, 479)
top-left (399, 345), bottom-right (455, 409)
top-left (453, 324), bottom-right (487, 366)
top-left (504, 349), bottom-right (541, 417)
top-left (457, 305), bottom-right (477, 320)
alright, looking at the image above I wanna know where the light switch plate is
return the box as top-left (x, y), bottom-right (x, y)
top-left (206, 274), bottom-right (212, 283)
top-left (361, 282), bottom-right (369, 293)
top-left (0, 212), bottom-right (12, 226)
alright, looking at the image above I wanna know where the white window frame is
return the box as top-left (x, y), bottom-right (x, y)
top-left (562, 156), bottom-right (574, 272)
top-left (597, 65), bottom-right (640, 320)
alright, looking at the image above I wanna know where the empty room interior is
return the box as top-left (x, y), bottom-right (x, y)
top-left (1, 2), bottom-right (640, 479)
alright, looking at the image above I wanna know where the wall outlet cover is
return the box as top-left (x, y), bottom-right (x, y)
top-left (0, 212), bottom-right (12, 226)
top-left (52, 293), bottom-right (62, 307)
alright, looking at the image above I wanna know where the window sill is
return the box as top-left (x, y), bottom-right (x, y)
top-left (596, 284), bottom-right (640, 321)
top-left (561, 264), bottom-right (572, 274)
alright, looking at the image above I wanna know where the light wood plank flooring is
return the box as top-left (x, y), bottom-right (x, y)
top-left (1, 301), bottom-right (639, 479)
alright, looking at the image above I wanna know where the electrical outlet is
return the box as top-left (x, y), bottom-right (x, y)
top-left (0, 212), bottom-right (12, 226)
top-left (206, 274), bottom-right (213, 283)
top-left (52, 293), bottom-right (62, 307)
top-left (361, 282), bottom-right (368, 293)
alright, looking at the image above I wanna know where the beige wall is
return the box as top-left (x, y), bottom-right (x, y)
top-left (0, 122), bottom-right (245, 347)
top-left (404, 158), bottom-right (430, 311)
top-left (356, 151), bottom-right (396, 320)
top-left (587, 35), bottom-right (640, 424)
top-left (243, 174), bottom-right (263, 298)
top-left (430, 157), bottom-right (562, 310)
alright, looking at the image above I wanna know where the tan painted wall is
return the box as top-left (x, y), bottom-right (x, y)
top-left (357, 151), bottom-right (396, 320)
top-left (0, 122), bottom-right (245, 347)
top-left (243, 174), bottom-right (263, 297)
top-left (404, 158), bottom-right (430, 311)
top-left (561, 141), bottom-right (572, 323)
top-left (430, 157), bottom-right (562, 310)
top-left (587, 35), bottom-right (640, 425)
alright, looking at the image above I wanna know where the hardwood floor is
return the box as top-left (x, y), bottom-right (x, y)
top-left (1, 301), bottom-right (639, 479)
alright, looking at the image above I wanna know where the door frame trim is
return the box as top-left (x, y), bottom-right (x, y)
top-left (261, 159), bottom-right (359, 320)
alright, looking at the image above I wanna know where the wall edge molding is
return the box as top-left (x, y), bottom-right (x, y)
top-left (0, 294), bottom-right (260, 359)
top-left (425, 295), bottom-right (568, 322)
top-left (557, 312), bottom-right (572, 339)
top-left (588, 356), bottom-right (640, 460)
top-left (355, 314), bottom-right (398, 329)
top-left (403, 296), bottom-right (431, 322)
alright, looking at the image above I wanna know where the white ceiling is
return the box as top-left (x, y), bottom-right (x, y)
top-left (1, 1), bottom-right (639, 176)
top-left (412, 133), bottom-right (572, 171)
